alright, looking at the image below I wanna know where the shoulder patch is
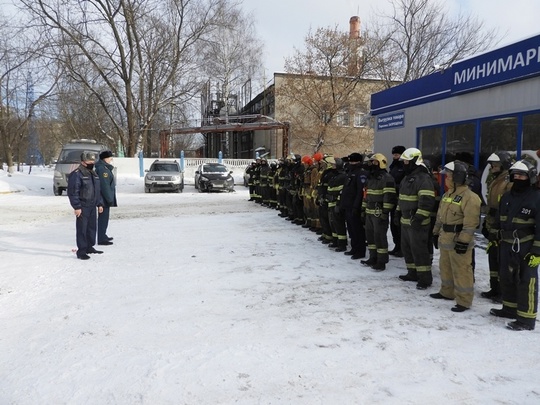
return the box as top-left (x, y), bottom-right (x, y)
top-left (453, 195), bottom-right (463, 203)
top-left (103, 173), bottom-right (109, 178)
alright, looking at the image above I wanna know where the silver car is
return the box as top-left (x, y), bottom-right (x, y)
top-left (144, 160), bottom-right (184, 193)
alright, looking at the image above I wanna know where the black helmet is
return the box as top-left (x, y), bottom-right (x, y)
top-left (487, 151), bottom-right (513, 171)
top-left (441, 160), bottom-right (468, 185)
top-left (509, 160), bottom-right (538, 185)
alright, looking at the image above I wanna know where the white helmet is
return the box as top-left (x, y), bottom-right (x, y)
top-left (400, 147), bottom-right (423, 165)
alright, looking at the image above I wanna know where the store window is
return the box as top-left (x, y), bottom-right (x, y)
top-left (418, 127), bottom-right (444, 170)
top-left (446, 122), bottom-right (476, 168)
top-left (522, 112), bottom-right (540, 153)
top-left (479, 116), bottom-right (518, 168)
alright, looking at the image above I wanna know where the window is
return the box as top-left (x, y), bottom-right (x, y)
top-left (522, 112), bottom-right (540, 152)
top-left (419, 127), bottom-right (444, 170)
top-left (336, 108), bottom-right (350, 127)
top-left (479, 116), bottom-right (517, 168)
top-left (353, 107), bottom-right (367, 127)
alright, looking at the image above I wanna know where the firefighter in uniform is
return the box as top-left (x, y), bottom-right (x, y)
top-left (481, 151), bottom-right (513, 301)
top-left (316, 155), bottom-right (338, 244)
top-left (431, 161), bottom-right (481, 312)
top-left (268, 161), bottom-right (278, 208)
top-left (259, 158), bottom-right (270, 206)
top-left (389, 145), bottom-right (406, 256)
top-left (309, 153), bottom-right (324, 232)
top-left (326, 158), bottom-right (348, 252)
top-left (396, 148), bottom-right (436, 289)
top-left (301, 155), bottom-right (315, 228)
top-left (490, 160), bottom-right (540, 331)
top-left (340, 153), bottom-right (368, 259)
top-left (361, 153), bottom-right (397, 271)
top-left (246, 161), bottom-right (257, 201)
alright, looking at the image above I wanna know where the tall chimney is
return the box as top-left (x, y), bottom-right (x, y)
top-left (349, 16), bottom-right (360, 39)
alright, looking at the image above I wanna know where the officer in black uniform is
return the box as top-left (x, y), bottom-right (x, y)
top-left (389, 145), bottom-right (406, 256)
top-left (340, 153), bottom-right (368, 259)
top-left (67, 151), bottom-right (104, 260)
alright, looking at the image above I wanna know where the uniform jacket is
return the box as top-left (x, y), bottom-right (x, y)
top-left (95, 159), bottom-right (117, 207)
top-left (397, 165), bottom-right (436, 226)
top-left (433, 184), bottom-right (481, 249)
top-left (326, 169), bottom-right (348, 209)
top-left (495, 186), bottom-right (540, 257)
top-left (389, 159), bottom-right (405, 189)
top-left (362, 168), bottom-right (397, 218)
top-left (67, 165), bottom-right (104, 209)
top-left (340, 164), bottom-right (368, 210)
top-left (485, 170), bottom-right (512, 232)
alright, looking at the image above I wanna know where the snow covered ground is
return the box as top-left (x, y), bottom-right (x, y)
top-left (1, 167), bottom-right (539, 405)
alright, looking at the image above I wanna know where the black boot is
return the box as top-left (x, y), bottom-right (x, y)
top-left (361, 257), bottom-right (376, 266)
top-left (399, 270), bottom-right (418, 282)
top-left (490, 308), bottom-right (517, 319)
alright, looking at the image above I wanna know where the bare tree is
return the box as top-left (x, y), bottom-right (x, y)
top-left (200, 9), bottom-right (263, 119)
top-left (364, 0), bottom-right (500, 84)
top-left (0, 13), bottom-right (56, 172)
top-left (19, 0), bottom-right (236, 157)
top-left (278, 26), bottom-right (377, 156)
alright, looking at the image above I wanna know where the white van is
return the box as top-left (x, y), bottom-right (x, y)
top-left (53, 139), bottom-right (108, 196)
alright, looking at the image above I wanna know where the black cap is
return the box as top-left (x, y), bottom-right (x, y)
top-left (348, 152), bottom-right (363, 162)
top-left (391, 145), bottom-right (406, 155)
top-left (99, 150), bottom-right (113, 160)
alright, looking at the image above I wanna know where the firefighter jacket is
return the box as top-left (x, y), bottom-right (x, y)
top-left (485, 170), bottom-right (512, 232)
top-left (326, 169), bottom-right (348, 210)
top-left (362, 169), bottom-right (396, 219)
top-left (340, 164), bottom-right (368, 211)
top-left (397, 165), bottom-right (436, 226)
top-left (289, 162), bottom-right (304, 196)
top-left (259, 163), bottom-right (270, 186)
top-left (302, 165), bottom-right (314, 198)
top-left (310, 164), bottom-right (322, 201)
top-left (494, 186), bottom-right (540, 257)
top-left (433, 184), bottom-right (481, 249)
top-left (317, 168), bottom-right (338, 206)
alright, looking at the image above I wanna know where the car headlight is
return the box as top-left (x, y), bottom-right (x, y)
top-left (146, 175), bottom-right (154, 181)
top-left (200, 176), bottom-right (209, 181)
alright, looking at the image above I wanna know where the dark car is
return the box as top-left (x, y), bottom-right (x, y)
top-left (194, 163), bottom-right (235, 192)
top-left (144, 159), bottom-right (184, 193)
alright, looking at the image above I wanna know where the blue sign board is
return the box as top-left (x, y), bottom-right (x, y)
top-left (452, 35), bottom-right (540, 94)
top-left (377, 111), bottom-right (405, 130)
top-left (371, 34), bottom-right (540, 116)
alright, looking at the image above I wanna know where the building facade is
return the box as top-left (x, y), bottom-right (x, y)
top-left (370, 34), bottom-right (540, 184)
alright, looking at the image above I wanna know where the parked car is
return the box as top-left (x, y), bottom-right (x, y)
top-left (144, 159), bottom-right (184, 193)
top-left (194, 163), bottom-right (235, 192)
top-left (53, 139), bottom-right (108, 196)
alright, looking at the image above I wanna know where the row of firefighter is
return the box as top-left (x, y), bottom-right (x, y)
top-left (245, 147), bottom-right (540, 330)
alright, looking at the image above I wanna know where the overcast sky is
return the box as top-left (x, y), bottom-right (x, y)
top-left (243, 0), bottom-right (540, 81)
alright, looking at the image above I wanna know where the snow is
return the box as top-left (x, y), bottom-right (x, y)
top-left (1, 166), bottom-right (539, 405)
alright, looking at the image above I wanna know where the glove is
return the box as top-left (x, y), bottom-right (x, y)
top-left (481, 222), bottom-right (490, 239)
top-left (410, 215), bottom-right (424, 230)
top-left (432, 235), bottom-right (439, 249)
top-left (393, 211), bottom-right (402, 227)
top-left (525, 253), bottom-right (540, 267)
top-left (454, 241), bottom-right (469, 255)
top-left (486, 240), bottom-right (498, 253)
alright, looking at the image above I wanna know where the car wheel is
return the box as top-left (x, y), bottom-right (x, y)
top-left (145, 187), bottom-right (151, 193)
top-left (53, 186), bottom-right (63, 196)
